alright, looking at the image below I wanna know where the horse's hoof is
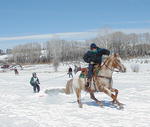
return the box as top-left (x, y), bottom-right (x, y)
top-left (100, 104), bottom-right (104, 108)
top-left (118, 105), bottom-right (124, 110)
top-left (111, 101), bottom-right (117, 104)
top-left (97, 101), bottom-right (103, 108)
top-left (79, 104), bottom-right (83, 108)
top-left (119, 103), bottom-right (125, 106)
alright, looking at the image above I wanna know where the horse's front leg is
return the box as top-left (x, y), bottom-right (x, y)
top-left (103, 87), bottom-right (124, 109)
top-left (110, 88), bottom-right (118, 103)
top-left (75, 88), bottom-right (82, 108)
top-left (90, 92), bottom-right (103, 107)
top-left (110, 89), bottom-right (124, 106)
top-left (103, 87), bottom-right (117, 103)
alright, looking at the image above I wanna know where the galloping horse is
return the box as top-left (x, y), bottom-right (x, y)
top-left (63, 53), bottom-right (126, 108)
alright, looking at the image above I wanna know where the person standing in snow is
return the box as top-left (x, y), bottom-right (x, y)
top-left (68, 66), bottom-right (73, 78)
top-left (30, 72), bottom-right (40, 93)
top-left (14, 67), bottom-right (19, 75)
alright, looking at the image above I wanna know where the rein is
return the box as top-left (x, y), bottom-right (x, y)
top-left (95, 65), bottom-right (112, 81)
top-left (100, 58), bottom-right (120, 73)
top-left (96, 75), bottom-right (112, 80)
top-left (95, 58), bottom-right (120, 80)
top-left (104, 64), bottom-right (120, 73)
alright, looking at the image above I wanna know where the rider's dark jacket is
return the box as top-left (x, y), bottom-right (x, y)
top-left (83, 47), bottom-right (110, 64)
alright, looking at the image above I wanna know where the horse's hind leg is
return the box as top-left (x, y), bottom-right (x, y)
top-left (75, 88), bottom-right (82, 108)
top-left (90, 92), bottom-right (103, 107)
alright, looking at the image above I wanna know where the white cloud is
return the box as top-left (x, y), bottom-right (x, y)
top-left (0, 28), bottom-right (150, 41)
top-left (0, 32), bottom-right (98, 41)
top-left (113, 28), bottom-right (150, 33)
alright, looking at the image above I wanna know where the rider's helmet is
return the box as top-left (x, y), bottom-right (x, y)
top-left (32, 72), bottom-right (36, 77)
top-left (90, 43), bottom-right (97, 49)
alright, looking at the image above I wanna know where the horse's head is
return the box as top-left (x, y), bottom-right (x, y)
top-left (111, 53), bottom-right (126, 72)
top-left (105, 53), bottom-right (126, 73)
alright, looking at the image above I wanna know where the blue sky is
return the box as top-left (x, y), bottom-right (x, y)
top-left (0, 0), bottom-right (150, 49)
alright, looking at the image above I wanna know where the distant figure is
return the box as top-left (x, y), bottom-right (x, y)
top-left (68, 67), bottom-right (73, 78)
top-left (74, 65), bottom-right (78, 74)
top-left (30, 72), bottom-right (40, 93)
top-left (14, 68), bottom-right (19, 75)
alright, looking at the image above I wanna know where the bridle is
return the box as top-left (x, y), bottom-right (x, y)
top-left (95, 57), bottom-right (121, 81)
top-left (103, 63), bottom-right (120, 73)
top-left (100, 58), bottom-right (120, 73)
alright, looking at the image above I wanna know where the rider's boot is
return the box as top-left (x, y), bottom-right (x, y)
top-left (85, 82), bottom-right (89, 88)
top-left (85, 78), bottom-right (91, 92)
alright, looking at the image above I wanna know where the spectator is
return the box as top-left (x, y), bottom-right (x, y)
top-left (30, 72), bottom-right (40, 93)
top-left (68, 66), bottom-right (73, 78)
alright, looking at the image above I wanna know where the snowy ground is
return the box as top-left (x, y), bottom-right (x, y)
top-left (0, 62), bottom-right (150, 127)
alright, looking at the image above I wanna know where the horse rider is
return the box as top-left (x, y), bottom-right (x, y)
top-left (30, 72), bottom-right (40, 93)
top-left (83, 43), bottom-right (110, 89)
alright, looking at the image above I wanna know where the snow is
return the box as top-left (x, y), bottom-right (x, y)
top-left (0, 62), bottom-right (150, 127)
top-left (0, 55), bottom-right (8, 61)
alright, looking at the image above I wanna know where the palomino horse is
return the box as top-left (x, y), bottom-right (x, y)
top-left (63, 53), bottom-right (126, 108)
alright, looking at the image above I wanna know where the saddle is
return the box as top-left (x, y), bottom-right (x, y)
top-left (79, 65), bottom-right (101, 78)
top-left (79, 65), bottom-right (101, 92)
top-left (79, 68), bottom-right (88, 78)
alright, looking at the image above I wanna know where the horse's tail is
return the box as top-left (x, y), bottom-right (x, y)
top-left (63, 79), bottom-right (73, 94)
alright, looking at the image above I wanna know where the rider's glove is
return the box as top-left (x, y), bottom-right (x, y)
top-left (90, 61), bottom-right (95, 64)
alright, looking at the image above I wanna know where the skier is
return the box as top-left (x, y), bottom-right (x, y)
top-left (30, 72), bottom-right (40, 93)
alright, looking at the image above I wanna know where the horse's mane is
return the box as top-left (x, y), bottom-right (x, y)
top-left (102, 55), bottom-right (112, 65)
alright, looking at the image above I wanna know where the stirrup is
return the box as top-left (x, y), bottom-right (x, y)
top-left (85, 82), bottom-right (90, 88)
top-left (85, 85), bottom-right (92, 93)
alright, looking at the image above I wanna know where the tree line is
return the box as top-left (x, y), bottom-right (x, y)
top-left (9, 31), bottom-right (150, 64)
top-left (88, 32), bottom-right (150, 58)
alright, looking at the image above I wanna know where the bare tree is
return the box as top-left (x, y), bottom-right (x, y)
top-left (9, 31), bottom-right (150, 64)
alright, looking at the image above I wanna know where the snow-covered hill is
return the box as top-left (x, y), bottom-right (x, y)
top-left (0, 63), bottom-right (150, 127)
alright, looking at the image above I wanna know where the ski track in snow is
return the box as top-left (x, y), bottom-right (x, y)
top-left (0, 63), bottom-right (150, 127)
